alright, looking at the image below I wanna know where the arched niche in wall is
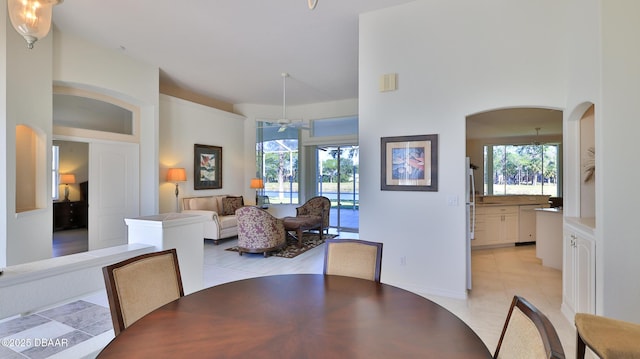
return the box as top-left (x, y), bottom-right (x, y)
top-left (579, 104), bottom-right (595, 218)
top-left (16, 125), bottom-right (47, 213)
top-left (564, 102), bottom-right (596, 220)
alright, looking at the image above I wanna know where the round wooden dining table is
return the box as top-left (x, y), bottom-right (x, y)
top-left (97, 274), bottom-right (492, 358)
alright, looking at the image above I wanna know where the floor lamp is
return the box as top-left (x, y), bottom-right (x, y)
top-left (167, 168), bottom-right (187, 212)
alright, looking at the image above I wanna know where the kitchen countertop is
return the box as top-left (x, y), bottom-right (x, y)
top-left (475, 195), bottom-right (550, 206)
top-left (565, 216), bottom-right (596, 232)
top-left (535, 208), bottom-right (563, 213)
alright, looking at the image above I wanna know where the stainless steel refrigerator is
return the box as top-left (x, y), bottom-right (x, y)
top-left (465, 157), bottom-right (476, 290)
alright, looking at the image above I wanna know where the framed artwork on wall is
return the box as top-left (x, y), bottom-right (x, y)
top-left (194, 144), bottom-right (222, 190)
top-left (381, 134), bottom-right (438, 191)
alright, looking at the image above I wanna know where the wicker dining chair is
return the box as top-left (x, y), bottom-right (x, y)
top-left (494, 296), bottom-right (565, 359)
top-left (102, 249), bottom-right (184, 336)
top-left (323, 239), bottom-right (383, 282)
top-left (575, 313), bottom-right (640, 358)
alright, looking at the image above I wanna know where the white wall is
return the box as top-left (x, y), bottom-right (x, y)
top-left (3, 12), bottom-right (56, 266)
top-left (0, 3), bottom-right (7, 268)
top-left (598, 1), bottom-right (640, 322)
top-left (1, 25), bottom-right (160, 266)
top-left (561, 0), bottom-right (640, 322)
top-left (159, 95), bottom-right (246, 213)
top-left (562, 0), bottom-right (600, 221)
top-left (53, 28), bottom-right (160, 217)
top-left (359, 1), bottom-right (568, 298)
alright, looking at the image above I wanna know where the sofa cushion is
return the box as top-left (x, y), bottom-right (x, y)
top-left (222, 196), bottom-right (244, 215)
top-left (188, 197), bottom-right (218, 212)
top-left (218, 214), bottom-right (238, 229)
top-left (214, 196), bottom-right (226, 212)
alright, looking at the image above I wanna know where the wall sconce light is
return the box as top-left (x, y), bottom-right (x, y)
top-left (7, 0), bottom-right (63, 49)
top-left (308, 0), bottom-right (318, 10)
top-left (167, 168), bottom-right (187, 212)
top-left (59, 173), bottom-right (76, 202)
top-left (250, 178), bottom-right (264, 206)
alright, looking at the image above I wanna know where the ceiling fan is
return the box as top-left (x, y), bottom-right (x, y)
top-left (531, 127), bottom-right (545, 145)
top-left (259, 73), bottom-right (309, 133)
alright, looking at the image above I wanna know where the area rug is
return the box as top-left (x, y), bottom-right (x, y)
top-left (226, 233), bottom-right (337, 258)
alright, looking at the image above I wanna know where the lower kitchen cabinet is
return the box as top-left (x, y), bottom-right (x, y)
top-left (472, 206), bottom-right (519, 247)
top-left (561, 219), bottom-right (596, 322)
top-left (518, 204), bottom-right (549, 242)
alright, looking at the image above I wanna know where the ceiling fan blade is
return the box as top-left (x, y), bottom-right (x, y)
top-left (256, 122), bottom-right (277, 129)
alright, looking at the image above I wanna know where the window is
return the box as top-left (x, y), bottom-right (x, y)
top-left (256, 123), bottom-right (299, 204)
top-left (484, 144), bottom-right (559, 196)
top-left (317, 145), bottom-right (359, 231)
top-left (52, 145), bottom-right (60, 200)
top-left (311, 116), bottom-right (358, 137)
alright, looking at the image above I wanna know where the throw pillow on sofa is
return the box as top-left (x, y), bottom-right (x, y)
top-left (222, 196), bottom-right (244, 215)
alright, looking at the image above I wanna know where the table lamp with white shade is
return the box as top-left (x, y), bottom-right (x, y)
top-left (250, 178), bottom-right (264, 206)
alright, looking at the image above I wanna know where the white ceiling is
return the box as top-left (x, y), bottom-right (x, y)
top-left (52, 0), bottom-right (417, 107)
top-left (51, 1), bottom-right (563, 139)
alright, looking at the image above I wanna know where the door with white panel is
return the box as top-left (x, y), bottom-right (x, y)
top-left (88, 142), bottom-right (139, 250)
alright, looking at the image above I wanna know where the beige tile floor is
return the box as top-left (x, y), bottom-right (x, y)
top-left (429, 245), bottom-right (576, 359)
top-left (4, 233), bottom-right (577, 358)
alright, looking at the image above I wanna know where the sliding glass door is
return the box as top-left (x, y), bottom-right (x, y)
top-left (316, 145), bottom-right (359, 232)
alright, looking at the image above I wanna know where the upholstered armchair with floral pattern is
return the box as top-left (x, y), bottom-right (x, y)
top-left (236, 206), bottom-right (286, 257)
top-left (295, 196), bottom-right (331, 234)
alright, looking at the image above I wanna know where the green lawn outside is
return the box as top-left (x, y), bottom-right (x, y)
top-left (264, 182), bottom-right (357, 192)
top-left (487, 184), bottom-right (558, 196)
top-left (265, 181), bottom-right (359, 209)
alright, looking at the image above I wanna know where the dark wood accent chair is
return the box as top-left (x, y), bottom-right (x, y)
top-left (575, 313), bottom-right (640, 358)
top-left (323, 239), bottom-right (383, 282)
top-left (102, 249), bottom-right (184, 336)
top-left (494, 296), bottom-right (565, 359)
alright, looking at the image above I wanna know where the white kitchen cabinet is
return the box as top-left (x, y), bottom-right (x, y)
top-left (561, 219), bottom-right (596, 323)
top-left (472, 206), bottom-right (519, 247)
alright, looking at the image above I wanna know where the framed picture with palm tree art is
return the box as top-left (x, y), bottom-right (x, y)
top-left (381, 134), bottom-right (438, 191)
top-left (194, 144), bottom-right (222, 190)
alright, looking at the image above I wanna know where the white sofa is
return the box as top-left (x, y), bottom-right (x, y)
top-left (181, 195), bottom-right (243, 244)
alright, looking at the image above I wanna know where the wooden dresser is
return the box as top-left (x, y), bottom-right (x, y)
top-left (53, 201), bottom-right (88, 231)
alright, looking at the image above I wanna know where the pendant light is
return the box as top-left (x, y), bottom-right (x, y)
top-left (7, 0), bottom-right (63, 49)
